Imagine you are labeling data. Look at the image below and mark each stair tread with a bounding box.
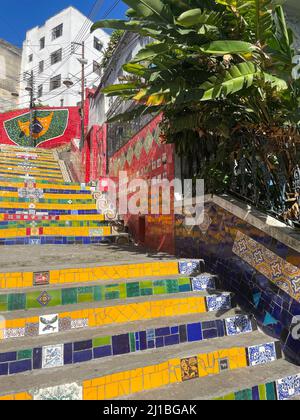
[119,358,299,401]
[0,308,245,351]
[0,330,276,396]
[1,289,230,320]
[0,244,179,273]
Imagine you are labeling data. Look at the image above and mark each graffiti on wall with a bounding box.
[3,109,69,148]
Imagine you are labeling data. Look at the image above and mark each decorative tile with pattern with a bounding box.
[31,383,82,400]
[233,231,300,302]
[37,291,51,307]
[42,345,64,369]
[276,375,300,400]
[180,356,199,381]
[225,316,253,336]
[179,260,202,276]
[206,294,232,312]
[191,274,216,291]
[33,271,50,286]
[39,314,59,336]
[247,342,277,367]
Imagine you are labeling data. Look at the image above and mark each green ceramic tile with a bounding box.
[62,288,78,305]
[140,281,153,288]
[93,286,104,302]
[154,287,167,295]
[93,336,111,347]
[78,293,93,303]
[235,389,252,400]
[166,280,179,294]
[8,293,26,311]
[126,282,140,298]
[105,291,120,300]
[140,288,153,296]
[153,280,165,287]
[179,278,191,285]
[0,294,8,311]
[78,287,93,295]
[119,284,127,299]
[266,382,276,400]
[258,384,267,400]
[223,393,235,400]
[46,290,62,307]
[17,349,32,360]
[129,332,135,352]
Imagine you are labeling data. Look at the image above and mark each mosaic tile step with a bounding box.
[0,333,281,400]
[0,293,219,341]
[0,260,181,290]
[123,358,299,401]
[0,235,117,246]
[0,220,109,229]
[0,202,98,211]
[0,197,96,205]
[0,226,112,239]
[0,277,194,312]
[0,312,257,377]
[0,214,105,222]
[0,178,93,190]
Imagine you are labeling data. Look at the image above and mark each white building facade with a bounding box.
[20,6,110,108]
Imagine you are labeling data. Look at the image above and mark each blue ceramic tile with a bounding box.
[0,363,8,376]
[247,342,277,367]
[164,335,180,346]
[112,334,130,355]
[64,343,73,365]
[0,352,17,363]
[33,348,42,370]
[155,337,164,348]
[155,327,170,337]
[9,360,32,374]
[73,350,93,364]
[73,340,93,352]
[93,346,112,359]
[187,323,202,342]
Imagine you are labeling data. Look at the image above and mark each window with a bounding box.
[50,48,62,65]
[40,37,45,50]
[94,37,103,52]
[50,74,61,91]
[28,54,33,63]
[38,85,43,98]
[39,61,44,74]
[52,24,63,40]
[93,61,101,76]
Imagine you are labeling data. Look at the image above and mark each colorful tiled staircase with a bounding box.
[0,145,120,245]
[0,146,299,401]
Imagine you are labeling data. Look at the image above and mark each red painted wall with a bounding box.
[0,106,81,149]
[109,114,176,254]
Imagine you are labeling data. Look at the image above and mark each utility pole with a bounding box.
[26,70,35,147]
[80,41,85,150]
[64,42,88,150]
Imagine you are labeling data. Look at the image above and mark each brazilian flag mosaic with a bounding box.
[4,109,69,147]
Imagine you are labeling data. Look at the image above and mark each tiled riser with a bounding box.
[0,315,255,376]
[216,374,300,401]
[1,295,233,340]
[0,261,180,289]
[0,278,193,312]
[0,236,114,246]
[0,343,281,400]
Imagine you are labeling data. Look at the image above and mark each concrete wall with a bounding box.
[0,40,21,113]
[19,6,109,108]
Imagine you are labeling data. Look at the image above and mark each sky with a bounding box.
[0,0,128,48]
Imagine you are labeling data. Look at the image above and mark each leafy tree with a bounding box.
[92,0,300,225]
